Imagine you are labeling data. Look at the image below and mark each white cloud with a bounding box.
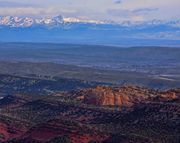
[0,1,39,8]
[0,0,179,22]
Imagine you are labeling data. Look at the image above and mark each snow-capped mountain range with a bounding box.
[0,15,180,28]
[0,15,179,46]
[0,15,106,27]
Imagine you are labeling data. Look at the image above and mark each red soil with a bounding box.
[21,119,108,143]
[0,121,26,142]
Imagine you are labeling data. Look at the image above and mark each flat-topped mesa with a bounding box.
[81,86,179,107]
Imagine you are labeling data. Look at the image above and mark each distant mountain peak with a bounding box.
[0,15,105,27]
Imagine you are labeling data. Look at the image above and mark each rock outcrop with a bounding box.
[80,86,179,107]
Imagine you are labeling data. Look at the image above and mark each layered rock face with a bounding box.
[81,86,179,107]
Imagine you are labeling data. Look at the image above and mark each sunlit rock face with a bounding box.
[82,86,179,107]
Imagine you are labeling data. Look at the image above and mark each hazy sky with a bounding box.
[0,0,179,22]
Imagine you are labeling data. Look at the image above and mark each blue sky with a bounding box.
[0,0,179,22]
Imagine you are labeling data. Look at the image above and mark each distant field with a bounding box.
[0,61,180,90]
[0,43,180,74]
[0,43,180,90]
